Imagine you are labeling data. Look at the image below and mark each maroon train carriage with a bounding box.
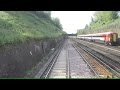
[77,32,118,46]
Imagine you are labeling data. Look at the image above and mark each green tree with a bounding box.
[52,17,63,30]
[85,24,89,29]
[43,11,51,18]
[111,11,119,19]
[87,11,118,30]
[94,11,118,25]
[78,11,120,35]
[31,11,51,19]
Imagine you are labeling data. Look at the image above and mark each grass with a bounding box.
[0,11,64,45]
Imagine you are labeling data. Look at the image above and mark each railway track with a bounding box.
[36,39,99,78]
[35,39,64,78]
[73,39,120,78]
[49,39,72,78]
[86,39,120,51]
[49,39,97,78]
[79,39,120,57]
[35,38,116,78]
[73,42,113,78]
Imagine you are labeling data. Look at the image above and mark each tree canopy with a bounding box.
[52,17,63,30]
[89,11,119,29]
[77,11,119,35]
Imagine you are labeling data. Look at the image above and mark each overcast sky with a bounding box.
[51,11,95,34]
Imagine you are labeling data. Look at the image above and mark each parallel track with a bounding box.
[72,42,113,78]
[78,39,120,57]
[73,39,120,78]
[72,44,99,77]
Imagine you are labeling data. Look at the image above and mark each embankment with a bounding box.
[0,37,65,78]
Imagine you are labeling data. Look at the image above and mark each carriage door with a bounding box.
[113,33,116,42]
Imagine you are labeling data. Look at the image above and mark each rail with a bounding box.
[35,39,64,78]
[73,39,120,78]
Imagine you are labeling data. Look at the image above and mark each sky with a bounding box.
[51,11,95,34]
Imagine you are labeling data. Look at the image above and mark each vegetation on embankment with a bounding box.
[77,11,120,37]
[0,11,66,45]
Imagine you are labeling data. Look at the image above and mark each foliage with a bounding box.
[0,11,65,45]
[30,11,51,20]
[52,17,63,30]
[89,11,119,30]
[77,11,120,37]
